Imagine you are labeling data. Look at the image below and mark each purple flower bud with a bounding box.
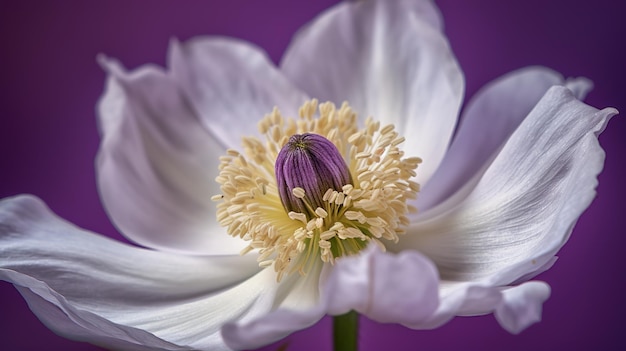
[275,133,352,215]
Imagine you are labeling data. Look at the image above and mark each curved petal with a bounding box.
[0,195,313,351]
[376,0,445,31]
[11,278,188,351]
[409,281,501,329]
[221,261,326,350]
[280,0,464,185]
[326,246,440,325]
[565,76,594,100]
[96,56,246,255]
[495,281,551,334]
[417,66,593,211]
[397,86,617,286]
[169,37,309,147]
[405,280,549,333]
[222,246,440,350]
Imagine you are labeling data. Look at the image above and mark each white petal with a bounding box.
[394,86,615,333]
[169,37,309,146]
[96,57,245,255]
[495,281,551,334]
[565,76,593,100]
[406,280,549,333]
[0,195,306,351]
[327,246,440,325]
[396,87,617,292]
[13,282,187,351]
[280,0,464,185]
[223,246,440,349]
[382,0,445,31]
[418,66,592,211]
[222,261,326,350]
[511,256,558,285]
[398,86,616,287]
[409,281,501,329]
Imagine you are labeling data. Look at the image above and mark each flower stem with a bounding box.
[333,311,359,351]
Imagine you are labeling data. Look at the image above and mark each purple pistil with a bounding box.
[275,133,353,215]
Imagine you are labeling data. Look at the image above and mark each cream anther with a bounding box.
[213,100,420,281]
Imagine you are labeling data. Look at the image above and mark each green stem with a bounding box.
[333,311,359,351]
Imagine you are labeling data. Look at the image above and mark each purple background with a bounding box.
[1,1,625,350]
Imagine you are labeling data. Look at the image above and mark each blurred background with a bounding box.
[1,1,624,350]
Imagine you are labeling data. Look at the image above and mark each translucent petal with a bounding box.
[281,0,464,185]
[97,57,245,255]
[418,67,592,211]
[169,37,309,147]
[0,195,311,350]
[399,87,616,286]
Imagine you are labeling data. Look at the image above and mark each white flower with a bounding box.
[0,0,617,350]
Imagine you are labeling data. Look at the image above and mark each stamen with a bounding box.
[213,100,421,281]
[292,187,306,199]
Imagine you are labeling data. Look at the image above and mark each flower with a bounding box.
[0,0,617,350]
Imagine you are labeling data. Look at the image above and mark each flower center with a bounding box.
[212,100,421,281]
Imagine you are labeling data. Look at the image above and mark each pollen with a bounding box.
[213,100,421,281]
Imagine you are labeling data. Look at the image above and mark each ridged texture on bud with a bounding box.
[275,133,352,215]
